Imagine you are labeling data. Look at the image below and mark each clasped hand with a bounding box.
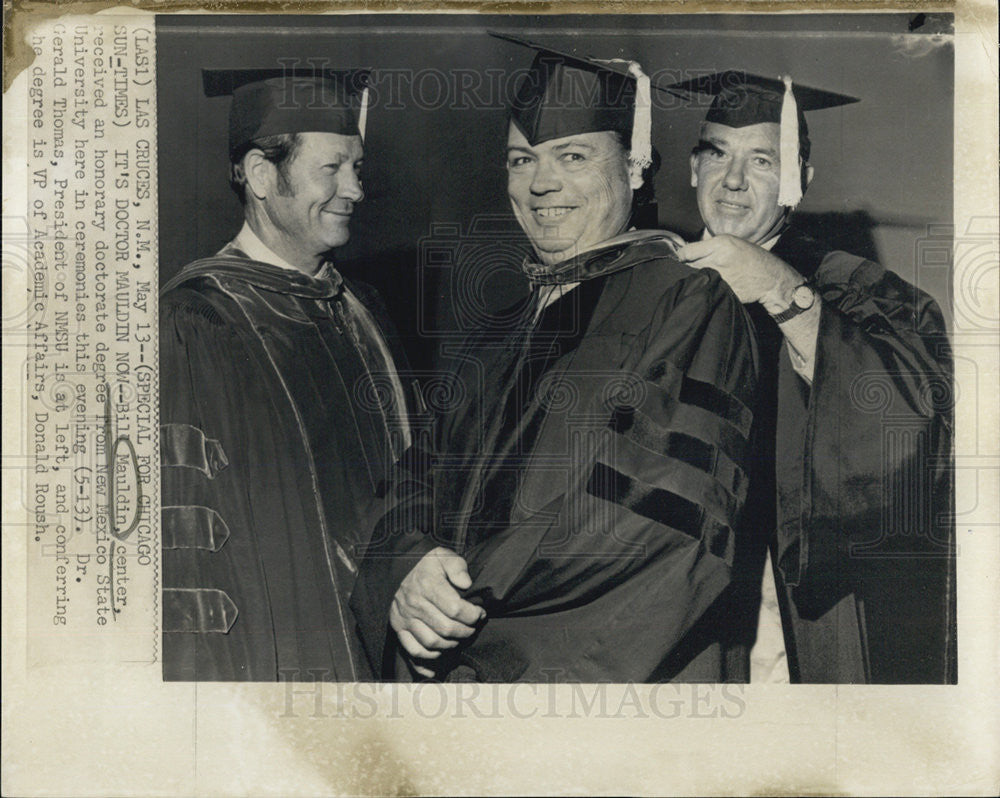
[389,546,485,678]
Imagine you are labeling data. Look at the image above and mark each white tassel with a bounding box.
[595,58,652,173]
[626,61,652,173]
[777,75,802,208]
[358,86,369,141]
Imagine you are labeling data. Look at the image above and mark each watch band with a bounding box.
[769,282,815,324]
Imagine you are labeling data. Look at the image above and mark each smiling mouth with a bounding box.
[533,207,576,220]
[323,209,353,218]
[715,199,749,212]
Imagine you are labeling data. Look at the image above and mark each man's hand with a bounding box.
[390,546,485,677]
[676,234,801,313]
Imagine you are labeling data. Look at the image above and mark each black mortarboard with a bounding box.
[491,32,679,171]
[202,68,371,160]
[669,70,859,206]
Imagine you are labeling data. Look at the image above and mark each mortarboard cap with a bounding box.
[202,67,372,160]
[669,70,858,206]
[491,32,680,173]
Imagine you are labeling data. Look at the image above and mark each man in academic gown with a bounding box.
[160,68,410,681]
[351,36,760,682]
[670,72,955,684]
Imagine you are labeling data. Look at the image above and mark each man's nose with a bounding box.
[338,168,365,203]
[722,158,748,191]
[530,158,562,195]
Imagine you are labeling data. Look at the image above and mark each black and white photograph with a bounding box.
[3,4,998,796]
[157,13,956,686]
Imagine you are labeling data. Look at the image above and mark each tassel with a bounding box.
[626,61,653,173]
[595,58,652,173]
[358,86,369,141]
[777,75,802,208]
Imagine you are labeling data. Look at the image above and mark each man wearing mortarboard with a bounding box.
[159,68,411,681]
[670,71,954,684]
[351,36,761,682]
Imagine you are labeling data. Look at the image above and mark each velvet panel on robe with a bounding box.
[160,254,408,681]
[769,228,955,684]
[352,235,760,682]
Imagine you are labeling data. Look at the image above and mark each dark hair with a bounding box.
[612,129,660,227]
[691,121,811,165]
[229,133,301,205]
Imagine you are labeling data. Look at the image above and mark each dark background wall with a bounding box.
[156,13,954,369]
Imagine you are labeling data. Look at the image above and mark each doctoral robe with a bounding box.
[352,232,760,682]
[759,226,955,683]
[160,248,409,681]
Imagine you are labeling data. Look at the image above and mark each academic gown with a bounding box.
[159,247,410,681]
[761,226,956,684]
[351,232,760,682]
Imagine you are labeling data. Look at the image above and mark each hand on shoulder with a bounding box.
[676,234,802,308]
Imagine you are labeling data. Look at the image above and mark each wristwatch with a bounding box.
[769,282,816,324]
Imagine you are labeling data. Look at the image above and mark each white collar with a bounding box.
[233,222,309,273]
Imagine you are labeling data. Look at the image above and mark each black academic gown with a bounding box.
[762,227,955,684]
[352,232,760,682]
[160,247,410,681]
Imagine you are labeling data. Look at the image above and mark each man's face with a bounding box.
[690,121,788,245]
[260,131,364,266]
[506,123,636,267]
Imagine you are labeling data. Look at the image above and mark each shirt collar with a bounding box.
[523,229,682,286]
[232,222,306,272]
[209,222,343,299]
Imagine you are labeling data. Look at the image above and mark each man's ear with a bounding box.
[689,152,699,188]
[242,150,273,202]
[627,160,645,191]
[802,163,815,195]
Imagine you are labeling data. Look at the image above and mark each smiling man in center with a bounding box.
[353,35,761,682]
[506,122,640,265]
